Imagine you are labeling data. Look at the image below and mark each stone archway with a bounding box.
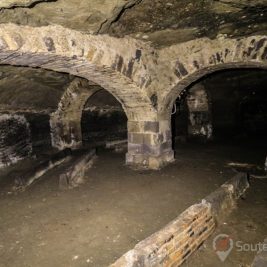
[149,35,267,165]
[0,23,157,121]
[0,23,169,169]
[156,35,267,118]
[50,78,102,149]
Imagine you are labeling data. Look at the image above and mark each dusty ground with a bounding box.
[0,141,266,267]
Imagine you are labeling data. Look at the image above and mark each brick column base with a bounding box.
[126,120,175,170]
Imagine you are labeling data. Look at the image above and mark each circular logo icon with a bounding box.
[213,234,233,262]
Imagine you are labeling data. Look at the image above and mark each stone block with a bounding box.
[144,121,159,133]
[127,143,144,154]
[126,150,174,170]
[143,133,166,147]
[128,133,144,144]
[159,120,171,132]
[143,144,161,156]
[142,142,172,156]
[128,121,143,133]
[143,133,157,146]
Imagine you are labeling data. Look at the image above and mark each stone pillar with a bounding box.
[50,112,82,150]
[49,78,100,150]
[187,84,213,141]
[126,120,174,170]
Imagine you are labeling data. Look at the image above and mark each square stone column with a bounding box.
[50,114,82,150]
[126,120,174,170]
[187,84,213,141]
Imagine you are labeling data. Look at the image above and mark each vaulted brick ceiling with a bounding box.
[0,0,266,113]
[0,66,73,113]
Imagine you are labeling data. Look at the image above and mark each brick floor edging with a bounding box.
[110,173,249,267]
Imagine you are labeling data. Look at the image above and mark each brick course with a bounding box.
[110,173,249,267]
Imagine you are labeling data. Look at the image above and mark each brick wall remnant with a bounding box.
[110,173,249,267]
[14,148,72,191]
[111,203,215,267]
[0,114,32,168]
[50,78,101,150]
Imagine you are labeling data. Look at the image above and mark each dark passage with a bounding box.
[81,90,127,147]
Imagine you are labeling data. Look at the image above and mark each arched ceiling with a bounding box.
[0,66,120,114]
[0,65,74,113]
[0,0,266,117]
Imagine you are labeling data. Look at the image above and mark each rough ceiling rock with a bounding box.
[108,0,267,47]
[0,66,73,113]
[0,0,142,34]
[0,0,48,9]
[0,0,266,47]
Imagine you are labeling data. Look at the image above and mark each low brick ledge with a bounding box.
[110,173,249,267]
[13,148,72,191]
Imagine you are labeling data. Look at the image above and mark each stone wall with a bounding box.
[25,113,52,152]
[0,114,32,167]
[126,120,174,169]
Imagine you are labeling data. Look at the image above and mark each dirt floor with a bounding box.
[0,141,266,267]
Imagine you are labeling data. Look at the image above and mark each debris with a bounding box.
[59,149,97,190]
[227,162,263,173]
[106,139,127,153]
[13,148,72,191]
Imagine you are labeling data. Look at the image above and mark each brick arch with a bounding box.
[157,35,267,118]
[0,23,157,121]
[50,78,104,149]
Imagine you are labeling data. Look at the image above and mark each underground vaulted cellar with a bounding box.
[0,1,267,267]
